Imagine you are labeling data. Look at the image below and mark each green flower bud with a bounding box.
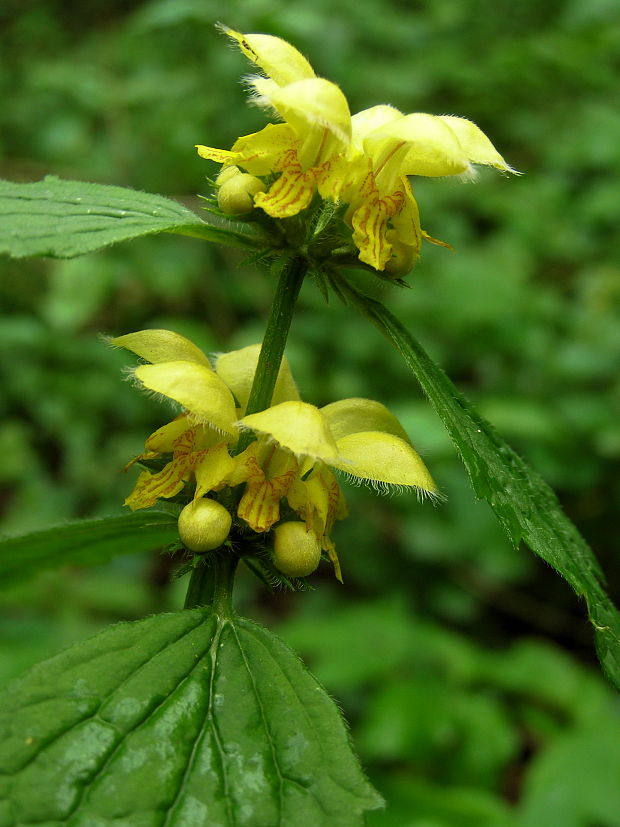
[215,165,241,186]
[272,521,322,577]
[384,229,418,278]
[218,173,266,214]
[178,498,232,552]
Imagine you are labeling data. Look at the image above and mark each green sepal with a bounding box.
[241,550,312,592]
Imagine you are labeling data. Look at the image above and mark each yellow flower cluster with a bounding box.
[114,329,436,579]
[197,26,516,275]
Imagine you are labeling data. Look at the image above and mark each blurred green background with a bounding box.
[1,1,619,824]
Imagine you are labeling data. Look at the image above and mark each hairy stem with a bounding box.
[184,253,307,609]
[236,253,308,451]
[184,552,238,615]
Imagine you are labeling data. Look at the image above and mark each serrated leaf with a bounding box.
[0,177,260,258]
[0,609,382,825]
[0,510,179,587]
[342,279,620,690]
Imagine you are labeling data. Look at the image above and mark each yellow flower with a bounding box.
[113,329,437,579]
[197,26,351,219]
[196,27,517,275]
[342,105,518,270]
[113,328,298,510]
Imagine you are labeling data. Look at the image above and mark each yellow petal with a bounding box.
[248,76,280,108]
[215,344,299,414]
[134,361,237,437]
[237,455,297,532]
[111,329,211,366]
[232,124,298,175]
[350,186,404,271]
[438,116,519,173]
[144,415,191,453]
[331,431,437,494]
[124,459,189,511]
[316,153,354,202]
[239,401,340,462]
[195,145,238,165]
[267,79,351,149]
[422,230,452,249]
[288,464,345,535]
[222,441,259,487]
[322,536,343,583]
[173,426,226,462]
[351,104,403,149]
[197,124,297,176]
[367,113,469,177]
[287,474,328,537]
[221,26,316,86]
[390,177,422,249]
[254,150,318,217]
[321,398,411,442]
[237,480,283,533]
[194,442,237,500]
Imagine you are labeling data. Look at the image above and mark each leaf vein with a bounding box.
[64,618,216,822]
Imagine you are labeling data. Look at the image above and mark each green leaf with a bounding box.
[0,608,382,825]
[366,776,515,827]
[517,721,620,827]
[0,176,260,258]
[0,510,179,587]
[341,278,620,690]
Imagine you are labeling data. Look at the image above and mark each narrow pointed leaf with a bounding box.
[0,510,179,587]
[0,609,382,825]
[0,177,260,258]
[342,278,620,689]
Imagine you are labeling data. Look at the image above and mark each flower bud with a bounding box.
[218,173,266,214]
[384,229,418,278]
[178,498,232,552]
[272,521,322,577]
[215,165,242,186]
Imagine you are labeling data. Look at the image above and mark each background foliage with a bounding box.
[1,0,619,824]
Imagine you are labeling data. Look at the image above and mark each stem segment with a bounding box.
[184,552,238,615]
[184,253,307,610]
[236,253,308,451]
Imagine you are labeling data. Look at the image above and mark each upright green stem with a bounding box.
[184,253,307,611]
[184,552,238,614]
[236,253,308,451]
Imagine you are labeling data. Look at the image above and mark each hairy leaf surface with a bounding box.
[342,279,620,689]
[0,177,259,258]
[0,511,179,587]
[0,608,382,825]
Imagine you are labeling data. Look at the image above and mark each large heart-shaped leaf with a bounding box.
[0,608,382,825]
[0,177,260,258]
